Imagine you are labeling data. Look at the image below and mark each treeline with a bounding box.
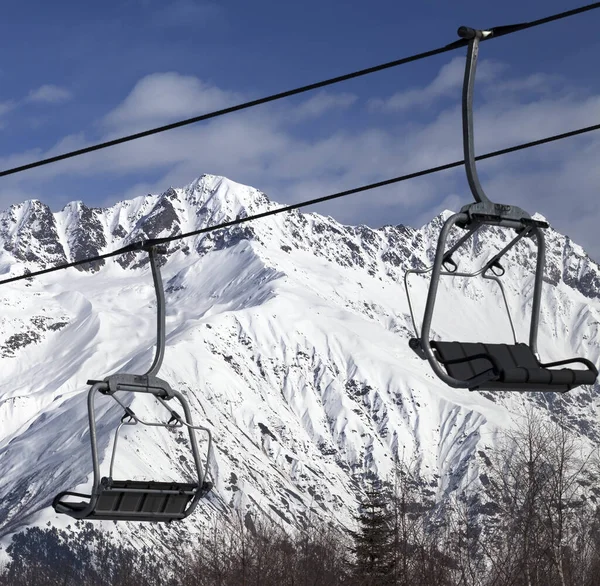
[0,524,166,586]
[0,520,347,586]
[352,408,600,586]
[1,409,600,585]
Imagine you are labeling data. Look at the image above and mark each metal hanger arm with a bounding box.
[144,247,166,377]
[460,28,491,205]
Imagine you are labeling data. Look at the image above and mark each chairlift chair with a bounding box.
[53,243,213,522]
[404,27,598,392]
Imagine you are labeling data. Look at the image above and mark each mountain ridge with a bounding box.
[0,173,598,556]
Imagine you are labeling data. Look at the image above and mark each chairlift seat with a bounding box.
[53,246,213,523]
[53,478,213,522]
[431,341,598,391]
[403,30,599,393]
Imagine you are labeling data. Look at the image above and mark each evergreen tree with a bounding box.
[351,482,394,585]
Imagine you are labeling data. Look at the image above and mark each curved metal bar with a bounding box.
[417,212,497,388]
[482,274,517,344]
[403,268,426,339]
[170,389,213,514]
[156,395,213,489]
[84,382,106,517]
[441,223,481,267]
[480,227,533,276]
[109,391,212,492]
[53,490,91,510]
[462,31,490,205]
[540,356,598,373]
[403,223,482,338]
[405,264,488,339]
[109,419,137,479]
[144,247,166,378]
[477,226,534,346]
[54,382,106,518]
[109,393,180,427]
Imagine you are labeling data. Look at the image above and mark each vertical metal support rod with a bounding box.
[144,247,166,377]
[81,383,104,517]
[88,385,101,490]
[416,212,507,388]
[529,227,545,354]
[462,32,491,205]
[172,390,206,485]
[417,212,494,388]
[420,213,468,346]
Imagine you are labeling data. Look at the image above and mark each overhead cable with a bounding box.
[0,2,598,179]
[1,120,598,287]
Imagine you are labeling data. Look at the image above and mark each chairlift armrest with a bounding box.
[539,356,598,374]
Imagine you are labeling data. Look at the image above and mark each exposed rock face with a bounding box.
[0,200,67,266]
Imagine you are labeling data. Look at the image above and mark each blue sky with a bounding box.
[1,0,600,257]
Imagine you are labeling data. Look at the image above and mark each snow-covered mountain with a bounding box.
[0,174,598,552]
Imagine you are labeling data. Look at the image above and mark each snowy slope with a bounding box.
[0,174,598,551]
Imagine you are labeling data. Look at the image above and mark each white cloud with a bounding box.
[369,57,505,113]
[0,101,14,116]
[103,72,241,131]
[2,60,600,260]
[483,72,564,101]
[291,92,357,121]
[26,85,72,104]
[0,101,16,129]
[0,86,71,131]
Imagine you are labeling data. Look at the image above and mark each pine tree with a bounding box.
[351,483,394,585]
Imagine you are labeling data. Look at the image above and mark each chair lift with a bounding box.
[404,27,599,392]
[53,242,213,522]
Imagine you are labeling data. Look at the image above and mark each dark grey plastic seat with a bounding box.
[54,479,212,522]
[431,341,598,392]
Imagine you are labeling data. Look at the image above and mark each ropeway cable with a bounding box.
[0,2,598,180]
